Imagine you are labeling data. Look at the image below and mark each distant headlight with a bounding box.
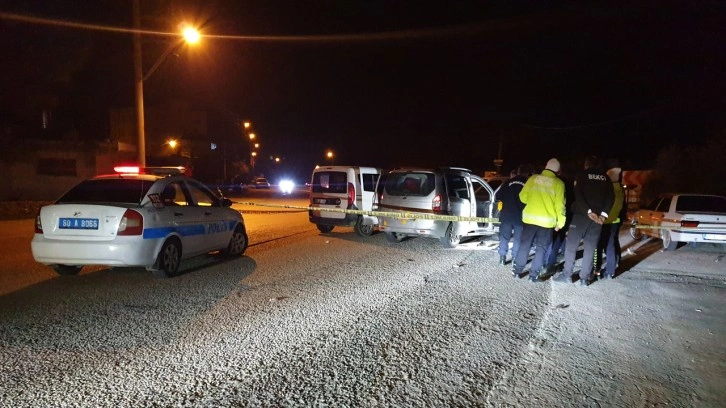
[279,180,294,194]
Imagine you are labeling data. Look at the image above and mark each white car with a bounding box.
[31,167,248,278]
[629,193,726,250]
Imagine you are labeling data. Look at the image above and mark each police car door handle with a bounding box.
[174,212,184,217]
[204,211,213,216]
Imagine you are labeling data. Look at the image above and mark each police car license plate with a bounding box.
[59,218,99,230]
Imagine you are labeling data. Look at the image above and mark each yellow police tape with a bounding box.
[233,201,721,232]
[233,201,499,223]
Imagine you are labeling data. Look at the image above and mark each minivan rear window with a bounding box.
[312,171,348,194]
[384,172,435,196]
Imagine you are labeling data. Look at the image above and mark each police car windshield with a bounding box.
[56,179,155,205]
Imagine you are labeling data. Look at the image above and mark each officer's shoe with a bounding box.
[552,273,570,284]
[512,268,522,279]
[579,276,594,287]
[528,274,541,283]
[499,255,507,266]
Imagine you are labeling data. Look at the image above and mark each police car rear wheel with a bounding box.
[225,225,249,256]
[52,265,82,276]
[355,217,374,237]
[317,224,334,233]
[154,238,181,278]
[441,223,461,248]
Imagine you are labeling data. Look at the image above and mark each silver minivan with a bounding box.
[376,167,499,248]
[308,166,385,236]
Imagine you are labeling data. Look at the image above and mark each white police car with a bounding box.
[31,166,248,278]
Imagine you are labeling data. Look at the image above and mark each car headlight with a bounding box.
[279,180,294,194]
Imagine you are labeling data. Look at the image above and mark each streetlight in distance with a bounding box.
[326,150,334,164]
[133,0,200,167]
[251,151,257,170]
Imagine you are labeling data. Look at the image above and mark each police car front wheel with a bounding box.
[223,225,249,256]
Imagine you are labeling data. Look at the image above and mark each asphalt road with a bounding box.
[1,191,724,406]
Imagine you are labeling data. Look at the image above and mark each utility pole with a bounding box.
[133,0,146,167]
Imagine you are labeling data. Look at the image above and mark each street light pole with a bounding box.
[132,0,199,168]
[133,0,146,167]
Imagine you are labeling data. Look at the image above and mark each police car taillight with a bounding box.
[35,210,43,233]
[118,209,143,236]
[432,194,442,213]
[347,182,355,207]
[681,220,700,228]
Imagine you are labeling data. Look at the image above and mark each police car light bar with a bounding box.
[114,165,141,174]
[112,165,186,176]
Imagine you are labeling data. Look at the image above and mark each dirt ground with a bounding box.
[0,201,51,220]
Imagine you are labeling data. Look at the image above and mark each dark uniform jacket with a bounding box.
[572,167,615,218]
[498,175,528,223]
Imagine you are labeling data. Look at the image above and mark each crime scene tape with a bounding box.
[233,201,724,232]
[233,201,500,223]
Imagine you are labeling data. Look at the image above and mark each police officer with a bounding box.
[497,164,533,266]
[597,159,626,279]
[555,156,614,286]
[512,159,567,282]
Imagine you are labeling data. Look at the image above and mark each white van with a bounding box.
[308,166,385,236]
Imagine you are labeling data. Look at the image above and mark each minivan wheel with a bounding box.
[441,223,461,248]
[385,232,405,243]
[355,217,374,237]
[317,224,334,233]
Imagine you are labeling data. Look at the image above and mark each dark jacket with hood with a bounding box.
[498,175,528,223]
[572,166,615,219]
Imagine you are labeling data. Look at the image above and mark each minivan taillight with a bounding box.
[118,209,144,236]
[35,210,43,233]
[681,220,700,228]
[347,182,355,207]
[432,194,442,213]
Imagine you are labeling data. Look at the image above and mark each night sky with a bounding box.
[2,0,725,181]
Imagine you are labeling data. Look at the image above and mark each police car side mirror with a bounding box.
[221,198,233,207]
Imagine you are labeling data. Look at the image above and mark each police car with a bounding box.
[31,166,248,278]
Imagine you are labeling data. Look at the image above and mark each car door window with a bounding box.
[445,174,469,199]
[645,197,662,211]
[656,196,672,212]
[186,180,218,207]
[162,182,190,206]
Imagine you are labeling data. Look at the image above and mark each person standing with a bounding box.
[597,160,626,279]
[554,156,614,286]
[512,159,567,282]
[543,174,574,275]
[497,164,533,266]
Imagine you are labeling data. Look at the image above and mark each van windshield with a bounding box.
[312,171,348,194]
[384,172,435,196]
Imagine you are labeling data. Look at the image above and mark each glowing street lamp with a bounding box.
[249,133,256,141]
[251,151,257,169]
[133,0,200,167]
[167,139,178,149]
[326,150,334,161]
